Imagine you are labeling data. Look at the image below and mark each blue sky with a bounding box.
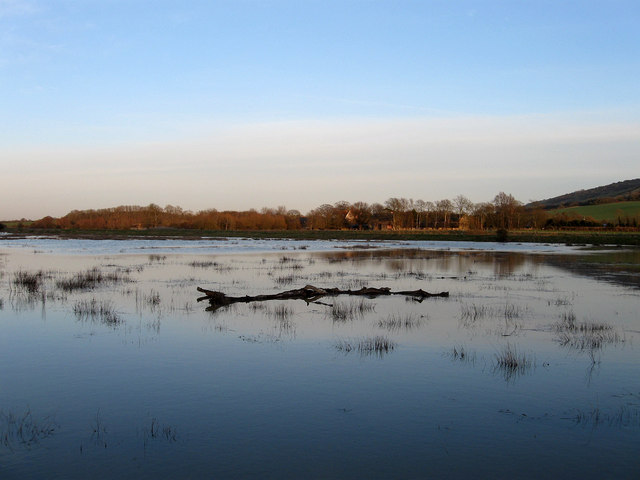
[1,0,639,219]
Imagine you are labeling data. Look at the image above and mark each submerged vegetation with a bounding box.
[12,270,46,294]
[569,404,640,428]
[330,299,376,322]
[377,312,423,331]
[448,345,476,363]
[335,336,397,356]
[0,408,57,449]
[554,312,623,360]
[73,298,121,326]
[57,267,131,292]
[494,343,534,381]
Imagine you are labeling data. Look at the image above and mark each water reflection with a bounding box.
[0,245,638,479]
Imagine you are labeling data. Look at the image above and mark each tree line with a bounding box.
[27,193,634,232]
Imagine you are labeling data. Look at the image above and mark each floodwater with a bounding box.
[0,237,638,479]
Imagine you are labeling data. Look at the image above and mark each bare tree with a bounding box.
[350,201,372,229]
[385,197,410,229]
[453,195,474,217]
[414,199,428,229]
[471,202,494,230]
[493,192,521,229]
[435,199,453,228]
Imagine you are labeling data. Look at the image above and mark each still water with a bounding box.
[0,238,638,479]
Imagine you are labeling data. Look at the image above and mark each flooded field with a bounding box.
[1,238,639,479]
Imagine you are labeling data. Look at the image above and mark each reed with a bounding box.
[377,312,422,332]
[449,345,476,363]
[73,298,121,326]
[554,313,622,355]
[330,299,374,322]
[0,408,57,449]
[12,270,44,293]
[494,343,533,381]
[335,336,397,356]
[267,303,293,320]
[56,267,130,292]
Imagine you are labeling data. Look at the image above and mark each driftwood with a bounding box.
[197,284,448,311]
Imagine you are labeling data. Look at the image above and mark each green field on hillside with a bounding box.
[549,201,640,222]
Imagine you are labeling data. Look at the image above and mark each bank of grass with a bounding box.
[5,227,640,245]
[549,201,640,223]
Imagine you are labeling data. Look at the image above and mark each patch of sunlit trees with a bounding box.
[29,192,627,232]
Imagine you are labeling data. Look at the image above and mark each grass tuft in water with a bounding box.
[57,267,130,292]
[146,418,177,443]
[273,273,302,286]
[267,304,293,320]
[569,405,640,428]
[330,299,374,322]
[448,345,476,363]
[460,303,490,323]
[494,343,533,380]
[377,312,422,332]
[12,270,45,294]
[554,312,623,358]
[188,261,233,272]
[0,408,57,449]
[73,298,121,326]
[335,336,396,356]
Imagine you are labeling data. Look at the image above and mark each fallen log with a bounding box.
[197,284,448,310]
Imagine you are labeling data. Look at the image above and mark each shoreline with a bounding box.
[2,227,640,246]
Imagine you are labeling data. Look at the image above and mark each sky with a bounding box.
[1,0,639,220]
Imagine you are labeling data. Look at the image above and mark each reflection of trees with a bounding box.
[543,251,640,289]
[318,249,531,276]
[317,249,640,289]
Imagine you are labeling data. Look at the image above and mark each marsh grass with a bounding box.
[393,270,431,280]
[377,312,423,332]
[550,295,573,306]
[73,298,121,326]
[503,303,524,320]
[276,256,305,269]
[330,299,375,322]
[269,305,296,337]
[249,303,267,312]
[188,261,233,273]
[148,254,167,263]
[267,303,293,320]
[335,336,396,356]
[494,343,533,380]
[460,303,490,324]
[145,418,177,443]
[12,270,45,294]
[145,290,161,306]
[0,408,57,449]
[460,302,525,326]
[554,312,623,357]
[134,289,162,313]
[90,410,108,448]
[448,345,476,363]
[57,267,130,292]
[273,273,303,286]
[569,405,640,428]
[188,260,218,268]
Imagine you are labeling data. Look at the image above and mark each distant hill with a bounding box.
[548,201,640,223]
[529,178,640,209]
